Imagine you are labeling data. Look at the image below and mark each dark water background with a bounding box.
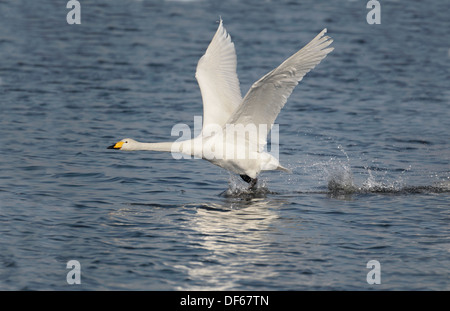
[0,0,449,290]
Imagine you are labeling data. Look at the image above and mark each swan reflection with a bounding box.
[176,196,288,290]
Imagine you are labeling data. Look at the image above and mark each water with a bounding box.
[0,0,449,290]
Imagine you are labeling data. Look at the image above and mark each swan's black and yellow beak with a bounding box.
[107,141,123,150]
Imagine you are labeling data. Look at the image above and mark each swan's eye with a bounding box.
[125,141,128,143]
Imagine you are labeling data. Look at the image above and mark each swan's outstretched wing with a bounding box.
[196,19,242,133]
[227,29,333,149]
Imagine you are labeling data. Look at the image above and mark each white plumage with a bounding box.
[108,19,333,187]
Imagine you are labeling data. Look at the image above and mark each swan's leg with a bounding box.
[240,174,252,183]
[249,178,258,189]
[240,175,258,189]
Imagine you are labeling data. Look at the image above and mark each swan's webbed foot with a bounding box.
[249,178,258,190]
[240,174,258,190]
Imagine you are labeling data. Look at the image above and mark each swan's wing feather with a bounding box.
[228,29,333,149]
[195,19,242,132]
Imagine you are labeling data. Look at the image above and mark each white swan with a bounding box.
[108,19,333,187]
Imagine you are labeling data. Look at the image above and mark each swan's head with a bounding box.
[107,138,138,151]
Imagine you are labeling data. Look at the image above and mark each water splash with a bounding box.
[219,174,274,199]
[327,162,450,197]
[288,144,450,197]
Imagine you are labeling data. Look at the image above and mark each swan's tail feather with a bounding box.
[276,165,292,173]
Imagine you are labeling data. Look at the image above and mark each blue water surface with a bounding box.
[0,0,449,290]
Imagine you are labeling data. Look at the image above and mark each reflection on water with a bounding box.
[177,198,286,290]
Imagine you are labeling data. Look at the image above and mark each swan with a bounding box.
[108,19,333,188]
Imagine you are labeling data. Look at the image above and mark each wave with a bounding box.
[326,178,450,196]
[220,165,450,199]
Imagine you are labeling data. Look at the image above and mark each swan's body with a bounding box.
[108,19,333,186]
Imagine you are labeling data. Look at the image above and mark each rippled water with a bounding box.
[1,0,449,290]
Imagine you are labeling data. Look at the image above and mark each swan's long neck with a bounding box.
[135,141,176,152]
[133,140,198,157]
